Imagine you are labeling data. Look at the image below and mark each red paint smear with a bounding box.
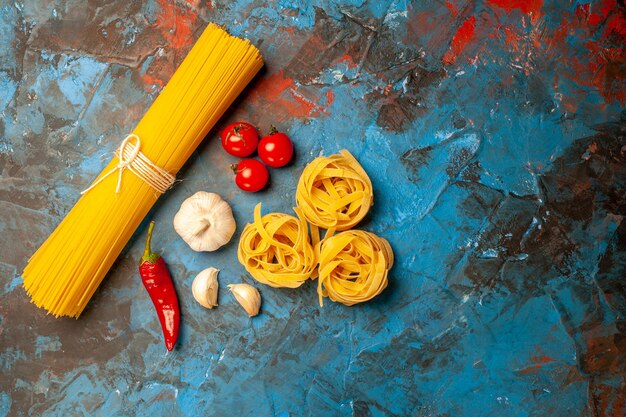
[500,73,515,87]
[325,90,334,107]
[547,15,581,61]
[443,16,477,65]
[516,0,625,106]
[155,0,197,51]
[576,3,590,19]
[561,96,578,114]
[518,355,555,375]
[575,3,603,25]
[604,12,626,38]
[532,355,554,365]
[249,70,329,120]
[503,25,523,52]
[588,13,603,26]
[259,70,294,102]
[590,381,626,417]
[337,53,358,69]
[406,11,440,45]
[582,329,626,374]
[487,0,543,17]
[600,0,619,18]
[141,73,164,93]
[568,41,626,104]
[290,90,317,115]
[283,25,298,36]
[445,1,459,17]
[571,1,626,39]
[551,19,569,48]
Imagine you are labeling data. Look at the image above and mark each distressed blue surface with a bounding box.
[1,0,625,416]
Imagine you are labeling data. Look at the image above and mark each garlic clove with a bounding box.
[192,267,220,309]
[228,283,261,317]
[173,192,236,252]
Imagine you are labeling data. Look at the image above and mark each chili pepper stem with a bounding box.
[141,221,160,264]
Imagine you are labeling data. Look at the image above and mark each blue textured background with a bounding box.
[1,0,625,416]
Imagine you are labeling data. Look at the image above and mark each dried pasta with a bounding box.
[238,204,317,288]
[22,24,263,318]
[239,150,393,306]
[295,150,373,239]
[317,230,393,306]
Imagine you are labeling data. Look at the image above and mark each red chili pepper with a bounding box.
[138,221,180,351]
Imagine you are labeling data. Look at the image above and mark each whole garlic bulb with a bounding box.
[192,267,219,309]
[228,284,261,317]
[173,192,236,252]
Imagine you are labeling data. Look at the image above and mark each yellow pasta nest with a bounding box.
[238,150,394,306]
[238,204,318,288]
[296,150,373,234]
[317,230,394,306]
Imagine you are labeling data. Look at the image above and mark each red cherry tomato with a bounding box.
[258,128,293,168]
[221,122,259,157]
[233,159,269,192]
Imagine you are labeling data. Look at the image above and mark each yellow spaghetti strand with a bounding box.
[22,24,263,318]
[238,204,317,288]
[295,150,373,238]
[317,230,393,306]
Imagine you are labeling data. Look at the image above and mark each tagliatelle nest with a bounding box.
[296,149,373,234]
[317,230,394,306]
[238,150,394,307]
[238,204,318,288]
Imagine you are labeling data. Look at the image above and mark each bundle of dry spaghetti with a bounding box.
[239,150,394,306]
[22,24,263,318]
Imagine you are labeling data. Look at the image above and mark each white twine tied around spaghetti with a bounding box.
[81,134,175,195]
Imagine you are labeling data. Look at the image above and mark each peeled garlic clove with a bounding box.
[192,267,219,309]
[228,283,261,317]
[173,192,236,252]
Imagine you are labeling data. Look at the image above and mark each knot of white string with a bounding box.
[81,134,175,195]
